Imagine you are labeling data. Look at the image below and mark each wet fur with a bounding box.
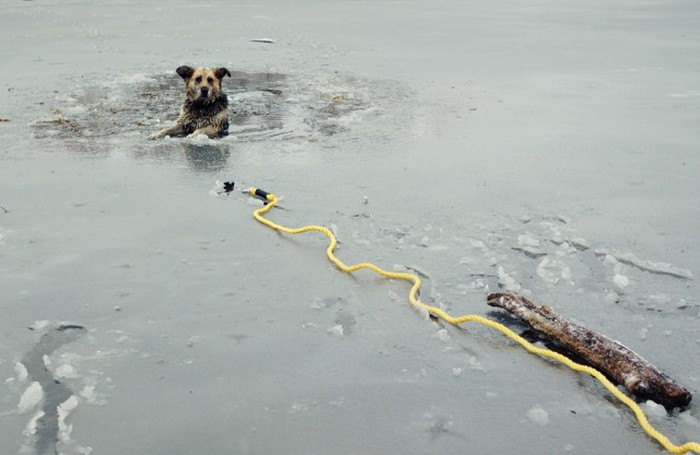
[149,66,232,140]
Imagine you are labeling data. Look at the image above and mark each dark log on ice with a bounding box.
[486,291,692,408]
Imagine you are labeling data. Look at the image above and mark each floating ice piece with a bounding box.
[639,326,649,340]
[641,400,666,418]
[18,382,43,414]
[31,320,52,331]
[513,245,547,259]
[603,290,620,304]
[594,248,693,280]
[414,302,430,320]
[14,361,28,381]
[434,329,451,343]
[250,38,276,44]
[469,239,486,250]
[404,264,430,279]
[517,232,540,248]
[467,355,484,371]
[536,257,572,285]
[327,324,344,337]
[568,237,590,251]
[55,363,78,379]
[79,385,107,405]
[496,266,520,291]
[58,395,79,443]
[526,404,550,426]
[613,273,630,290]
[24,410,45,436]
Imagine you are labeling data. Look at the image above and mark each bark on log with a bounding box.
[487,291,692,408]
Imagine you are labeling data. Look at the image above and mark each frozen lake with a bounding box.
[1,1,699,454]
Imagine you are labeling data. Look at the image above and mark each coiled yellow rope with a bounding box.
[249,188,700,454]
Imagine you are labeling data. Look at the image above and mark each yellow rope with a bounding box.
[249,188,700,454]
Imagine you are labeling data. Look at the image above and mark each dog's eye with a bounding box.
[195,76,202,83]
[207,77,214,84]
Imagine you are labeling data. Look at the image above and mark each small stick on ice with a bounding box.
[487,291,692,408]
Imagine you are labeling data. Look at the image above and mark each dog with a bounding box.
[149,65,232,140]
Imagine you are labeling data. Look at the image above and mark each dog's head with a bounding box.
[176,65,231,103]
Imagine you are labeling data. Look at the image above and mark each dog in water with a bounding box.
[149,65,232,140]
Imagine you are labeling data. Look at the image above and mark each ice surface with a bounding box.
[1,1,699,454]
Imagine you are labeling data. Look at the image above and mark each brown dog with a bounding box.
[149,65,232,140]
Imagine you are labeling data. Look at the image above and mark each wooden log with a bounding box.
[486,291,692,408]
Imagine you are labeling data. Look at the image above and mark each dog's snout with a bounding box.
[200,86,210,97]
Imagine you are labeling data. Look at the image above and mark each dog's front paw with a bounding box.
[148,132,163,140]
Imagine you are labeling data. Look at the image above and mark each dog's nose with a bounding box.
[200,87,209,97]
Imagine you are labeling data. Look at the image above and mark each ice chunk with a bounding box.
[526,404,550,426]
[14,361,28,381]
[536,257,572,285]
[497,266,520,291]
[568,237,590,251]
[467,356,485,371]
[413,303,430,321]
[435,329,451,343]
[55,363,78,379]
[469,239,486,249]
[613,273,630,289]
[79,385,107,405]
[517,232,541,248]
[603,290,619,304]
[641,400,666,418]
[18,381,43,414]
[515,246,547,259]
[595,248,693,280]
[327,324,344,337]
[24,410,45,436]
[58,395,79,443]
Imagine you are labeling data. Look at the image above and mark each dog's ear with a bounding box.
[215,67,232,80]
[176,65,195,80]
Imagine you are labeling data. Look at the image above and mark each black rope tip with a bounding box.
[222,181,235,193]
